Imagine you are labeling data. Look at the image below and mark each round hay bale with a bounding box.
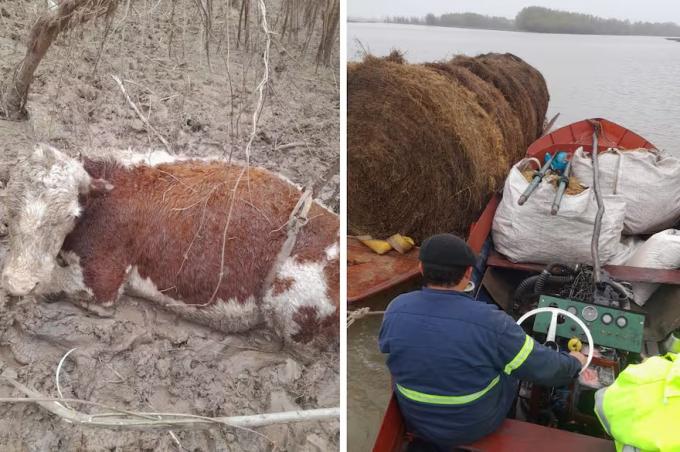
[424,62,524,161]
[476,53,549,139]
[348,56,510,242]
[452,53,549,150]
[348,53,550,242]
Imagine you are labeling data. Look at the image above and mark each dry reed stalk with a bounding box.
[210,0,272,305]
[111,74,172,152]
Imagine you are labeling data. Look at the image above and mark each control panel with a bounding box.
[533,296,645,353]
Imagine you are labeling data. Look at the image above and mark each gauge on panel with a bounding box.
[582,305,598,322]
[616,316,628,328]
[601,313,613,325]
[567,306,578,316]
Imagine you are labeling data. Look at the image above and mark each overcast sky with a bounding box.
[348,0,680,25]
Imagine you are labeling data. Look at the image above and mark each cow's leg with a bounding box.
[262,256,337,349]
[38,251,124,317]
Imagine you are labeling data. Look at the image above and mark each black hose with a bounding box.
[534,271,550,295]
[514,275,541,301]
[514,273,575,302]
[534,263,575,294]
[535,272,574,294]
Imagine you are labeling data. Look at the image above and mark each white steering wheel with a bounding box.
[517,307,594,374]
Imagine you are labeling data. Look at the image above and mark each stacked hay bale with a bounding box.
[348,52,549,242]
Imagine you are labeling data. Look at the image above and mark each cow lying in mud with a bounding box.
[1,145,339,350]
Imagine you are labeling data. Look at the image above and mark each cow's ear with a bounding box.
[88,178,114,196]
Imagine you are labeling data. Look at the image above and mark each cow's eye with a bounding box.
[56,254,68,268]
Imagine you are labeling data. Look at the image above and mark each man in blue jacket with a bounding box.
[379,234,586,451]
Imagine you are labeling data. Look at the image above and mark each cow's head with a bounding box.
[1,145,111,296]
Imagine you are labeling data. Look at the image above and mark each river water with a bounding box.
[347,22,680,451]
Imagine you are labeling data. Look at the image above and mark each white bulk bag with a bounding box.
[492,160,632,265]
[571,148,680,234]
[624,229,680,306]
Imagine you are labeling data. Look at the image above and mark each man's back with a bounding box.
[379,288,580,447]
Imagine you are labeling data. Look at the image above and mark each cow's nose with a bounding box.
[2,273,39,297]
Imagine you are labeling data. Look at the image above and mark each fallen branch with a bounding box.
[111,75,172,153]
[1,375,339,431]
[274,141,306,151]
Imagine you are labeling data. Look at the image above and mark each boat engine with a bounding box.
[511,264,646,434]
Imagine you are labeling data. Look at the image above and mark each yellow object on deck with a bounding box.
[357,234,416,255]
[359,238,393,255]
[387,234,415,254]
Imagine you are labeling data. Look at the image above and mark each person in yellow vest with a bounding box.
[594,352,680,452]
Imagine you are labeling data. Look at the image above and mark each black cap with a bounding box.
[419,234,477,270]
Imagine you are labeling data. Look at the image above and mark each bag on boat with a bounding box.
[492,160,634,266]
[624,229,680,306]
[571,147,680,235]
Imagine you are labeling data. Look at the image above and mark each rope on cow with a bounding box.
[347,308,385,328]
[261,188,314,298]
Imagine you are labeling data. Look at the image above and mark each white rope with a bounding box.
[55,347,78,410]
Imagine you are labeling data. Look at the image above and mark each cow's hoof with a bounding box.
[80,301,115,318]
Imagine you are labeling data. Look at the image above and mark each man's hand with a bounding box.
[569,351,587,367]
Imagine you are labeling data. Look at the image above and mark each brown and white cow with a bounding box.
[1,145,339,350]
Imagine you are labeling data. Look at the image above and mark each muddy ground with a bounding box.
[0,0,339,450]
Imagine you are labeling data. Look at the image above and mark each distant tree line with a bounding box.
[516,7,680,35]
[385,12,513,31]
[383,6,680,36]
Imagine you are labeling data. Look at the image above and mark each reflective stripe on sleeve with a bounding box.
[396,375,500,405]
[504,335,534,375]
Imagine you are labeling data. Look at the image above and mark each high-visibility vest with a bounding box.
[594,353,680,452]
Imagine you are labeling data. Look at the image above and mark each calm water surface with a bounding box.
[348,22,680,451]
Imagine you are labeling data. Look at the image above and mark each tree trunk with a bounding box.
[316,0,338,67]
[1,0,118,121]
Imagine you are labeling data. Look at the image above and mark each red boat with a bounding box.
[348,119,680,451]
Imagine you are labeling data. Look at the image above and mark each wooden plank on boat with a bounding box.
[487,250,680,285]
[461,419,615,452]
[348,237,420,304]
[372,396,406,452]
